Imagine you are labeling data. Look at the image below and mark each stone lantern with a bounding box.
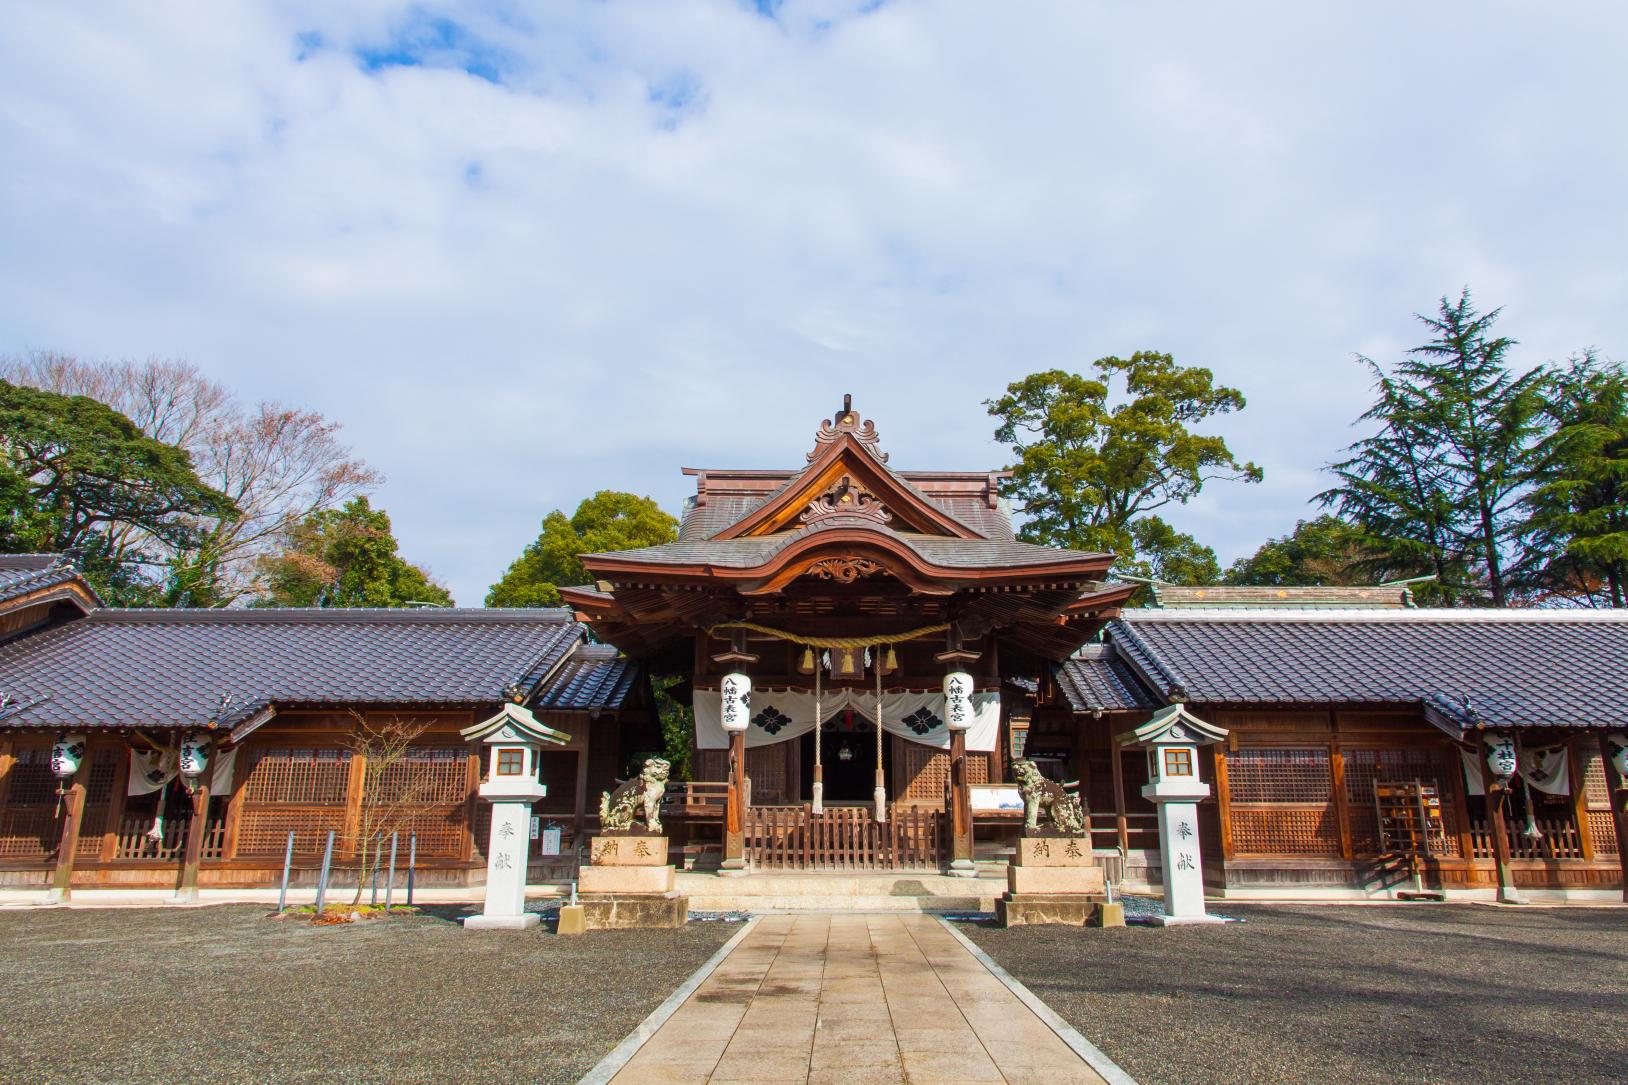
[1118,704,1229,925]
[460,703,569,930]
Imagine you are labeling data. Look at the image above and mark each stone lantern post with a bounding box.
[1118,704,1229,926]
[460,703,569,930]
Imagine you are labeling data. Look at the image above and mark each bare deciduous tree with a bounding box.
[341,712,444,910]
[0,350,381,602]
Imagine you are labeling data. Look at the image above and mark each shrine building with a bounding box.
[0,398,1624,903]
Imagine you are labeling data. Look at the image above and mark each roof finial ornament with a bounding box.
[808,393,888,463]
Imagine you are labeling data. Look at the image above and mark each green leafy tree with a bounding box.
[1224,515,1385,586]
[0,379,236,604]
[487,491,678,607]
[986,353,1261,570]
[256,496,452,607]
[1522,352,1628,606]
[1122,517,1221,585]
[1320,290,1549,606]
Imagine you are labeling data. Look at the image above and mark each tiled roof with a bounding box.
[533,643,641,712]
[677,476,1017,543]
[0,554,101,610]
[1056,645,1159,712]
[1148,583,1414,609]
[1109,608,1628,730]
[0,608,582,730]
[597,526,1105,572]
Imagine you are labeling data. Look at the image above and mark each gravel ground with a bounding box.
[965,904,1628,1085]
[0,904,736,1085]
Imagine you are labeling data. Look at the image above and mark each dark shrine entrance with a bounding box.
[798,711,893,803]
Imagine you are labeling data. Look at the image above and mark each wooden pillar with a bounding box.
[1600,733,1628,904]
[572,723,592,845]
[1476,740,1521,904]
[1568,737,1594,861]
[101,743,131,862]
[1330,734,1354,862]
[1214,740,1235,862]
[948,729,973,873]
[49,778,87,903]
[1110,736,1129,856]
[177,763,213,901]
[721,728,746,871]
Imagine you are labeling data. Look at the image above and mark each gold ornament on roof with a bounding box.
[801,475,892,527]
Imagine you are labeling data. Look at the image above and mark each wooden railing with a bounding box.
[0,807,59,862]
[667,782,729,820]
[1469,815,1587,860]
[1088,812,1160,853]
[745,804,944,870]
[112,813,228,862]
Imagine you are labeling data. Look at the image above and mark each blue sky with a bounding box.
[3,1,1626,604]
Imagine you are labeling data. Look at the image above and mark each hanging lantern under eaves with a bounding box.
[943,671,973,732]
[1484,731,1517,780]
[720,673,752,733]
[1606,732,1628,780]
[179,732,211,783]
[50,733,86,779]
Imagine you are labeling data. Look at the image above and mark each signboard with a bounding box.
[539,825,562,856]
[529,815,540,840]
[970,784,1023,813]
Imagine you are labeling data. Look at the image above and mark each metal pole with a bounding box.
[314,830,335,914]
[277,830,295,912]
[386,833,398,911]
[370,834,381,906]
[407,832,417,907]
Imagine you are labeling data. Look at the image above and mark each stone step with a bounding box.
[676,871,1003,914]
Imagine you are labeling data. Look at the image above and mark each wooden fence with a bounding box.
[744,804,944,870]
[1469,815,1588,860]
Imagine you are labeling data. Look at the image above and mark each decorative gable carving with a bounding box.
[808,410,887,463]
[805,557,886,583]
[800,475,892,528]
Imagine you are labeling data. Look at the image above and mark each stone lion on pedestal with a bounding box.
[1011,758,1087,835]
[599,757,670,833]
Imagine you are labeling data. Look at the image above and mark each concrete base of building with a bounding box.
[581,892,689,929]
[461,912,541,930]
[995,893,1106,927]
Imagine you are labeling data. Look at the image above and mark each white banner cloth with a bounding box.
[694,687,999,752]
[1460,744,1570,796]
[126,745,237,796]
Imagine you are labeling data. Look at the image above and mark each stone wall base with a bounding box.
[996,892,1108,928]
[580,892,689,930]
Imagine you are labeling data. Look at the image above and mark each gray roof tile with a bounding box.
[533,644,640,711]
[0,608,581,730]
[1109,608,1628,729]
[0,554,100,609]
[1056,645,1159,712]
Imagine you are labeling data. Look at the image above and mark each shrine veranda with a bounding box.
[0,399,1625,906]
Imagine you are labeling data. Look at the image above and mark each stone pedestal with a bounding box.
[997,835,1104,927]
[579,835,688,929]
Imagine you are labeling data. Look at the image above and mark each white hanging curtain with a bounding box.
[126,744,236,796]
[695,688,999,752]
[1459,742,1570,796]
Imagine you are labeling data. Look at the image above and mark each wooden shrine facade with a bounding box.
[0,566,654,895]
[563,398,1134,871]
[1045,609,1628,899]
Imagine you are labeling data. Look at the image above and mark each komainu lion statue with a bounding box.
[599,757,671,833]
[1011,758,1087,835]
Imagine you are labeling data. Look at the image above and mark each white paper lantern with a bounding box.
[50,733,86,778]
[179,733,211,782]
[1484,732,1517,780]
[720,673,752,733]
[1606,732,1628,780]
[943,671,973,732]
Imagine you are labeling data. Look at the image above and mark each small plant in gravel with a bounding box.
[276,904,419,924]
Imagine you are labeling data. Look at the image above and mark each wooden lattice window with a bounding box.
[76,747,120,849]
[379,747,470,804]
[1163,748,1194,778]
[496,749,525,777]
[1343,748,1462,858]
[1227,747,1341,857]
[242,748,352,804]
[899,745,988,803]
[747,745,788,804]
[1581,750,1619,858]
[0,745,59,861]
[3,746,57,805]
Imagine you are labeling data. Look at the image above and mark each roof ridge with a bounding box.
[86,607,576,625]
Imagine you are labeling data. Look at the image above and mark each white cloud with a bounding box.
[3,0,1626,603]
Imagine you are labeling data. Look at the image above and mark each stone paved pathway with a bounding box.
[604,913,1112,1085]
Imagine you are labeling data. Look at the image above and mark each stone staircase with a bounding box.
[677,869,1007,914]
